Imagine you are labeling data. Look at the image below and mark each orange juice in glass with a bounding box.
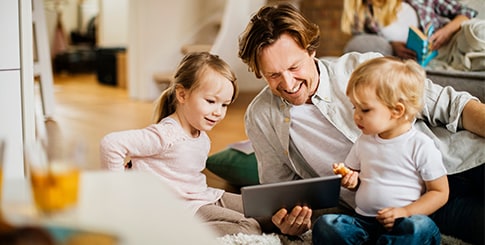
[30,162,80,214]
[25,140,82,215]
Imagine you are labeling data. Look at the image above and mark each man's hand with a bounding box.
[272,205,312,236]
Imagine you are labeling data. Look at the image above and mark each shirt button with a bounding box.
[284,117,290,123]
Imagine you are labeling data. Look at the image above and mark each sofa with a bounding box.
[424,0,484,102]
[426,68,484,102]
[342,0,485,102]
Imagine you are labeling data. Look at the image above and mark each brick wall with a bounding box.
[300,0,352,57]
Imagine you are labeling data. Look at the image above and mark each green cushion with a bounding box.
[206,148,259,187]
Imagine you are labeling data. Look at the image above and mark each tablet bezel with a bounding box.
[241,175,342,218]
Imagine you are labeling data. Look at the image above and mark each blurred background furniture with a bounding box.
[53,15,98,74]
[70,15,97,47]
[33,0,56,119]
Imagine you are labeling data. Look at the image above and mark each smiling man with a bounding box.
[238,3,485,244]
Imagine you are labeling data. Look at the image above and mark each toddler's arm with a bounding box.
[376,175,449,230]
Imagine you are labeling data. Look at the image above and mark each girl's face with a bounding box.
[349,86,397,139]
[258,33,319,105]
[177,68,234,137]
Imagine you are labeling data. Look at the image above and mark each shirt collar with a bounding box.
[312,58,332,103]
[278,58,332,106]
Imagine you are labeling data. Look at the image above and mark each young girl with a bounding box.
[312,57,449,244]
[100,52,261,236]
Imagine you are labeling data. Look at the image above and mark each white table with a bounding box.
[2,171,218,245]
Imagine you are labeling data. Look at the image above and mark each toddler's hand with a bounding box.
[376,207,408,231]
[333,163,350,176]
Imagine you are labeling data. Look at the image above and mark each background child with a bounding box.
[100,52,261,236]
[312,57,449,244]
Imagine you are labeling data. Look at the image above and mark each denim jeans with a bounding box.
[312,214,441,245]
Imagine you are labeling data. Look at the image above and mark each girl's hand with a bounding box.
[125,160,132,169]
[376,207,408,231]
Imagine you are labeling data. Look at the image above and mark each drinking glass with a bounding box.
[24,139,83,215]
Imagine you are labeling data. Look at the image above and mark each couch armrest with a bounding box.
[426,69,485,102]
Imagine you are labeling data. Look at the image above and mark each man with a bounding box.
[238,3,484,244]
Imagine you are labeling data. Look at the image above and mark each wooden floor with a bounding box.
[46,73,257,192]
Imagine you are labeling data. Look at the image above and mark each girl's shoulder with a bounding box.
[151,117,187,141]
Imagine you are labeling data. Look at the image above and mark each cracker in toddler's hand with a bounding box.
[333,163,350,177]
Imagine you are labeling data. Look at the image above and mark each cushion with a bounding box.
[343,34,393,56]
[206,148,259,187]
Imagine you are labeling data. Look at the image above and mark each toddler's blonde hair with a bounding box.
[346,56,426,121]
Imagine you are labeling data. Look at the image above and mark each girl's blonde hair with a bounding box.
[153,52,238,123]
[341,0,402,35]
[346,56,426,121]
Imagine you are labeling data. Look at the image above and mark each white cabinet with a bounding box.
[0,71,23,179]
[0,0,34,180]
[0,0,20,69]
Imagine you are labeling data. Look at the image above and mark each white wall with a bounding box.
[43,0,266,101]
[128,0,227,101]
[98,0,128,47]
[210,0,266,93]
[128,0,268,101]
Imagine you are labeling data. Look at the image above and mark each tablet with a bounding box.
[241,175,341,218]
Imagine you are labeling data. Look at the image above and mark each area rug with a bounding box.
[216,231,471,245]
[217,231,312,245]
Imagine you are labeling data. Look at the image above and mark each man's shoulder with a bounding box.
[320,52,382,64]
[247,86,276,109]
[246,86,283,121]
[319,52,382,74]
[317,52,383,85]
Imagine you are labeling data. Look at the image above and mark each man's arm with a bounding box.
[245,89,312,235]
[462,100,485,137]
[244,89,296,183]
